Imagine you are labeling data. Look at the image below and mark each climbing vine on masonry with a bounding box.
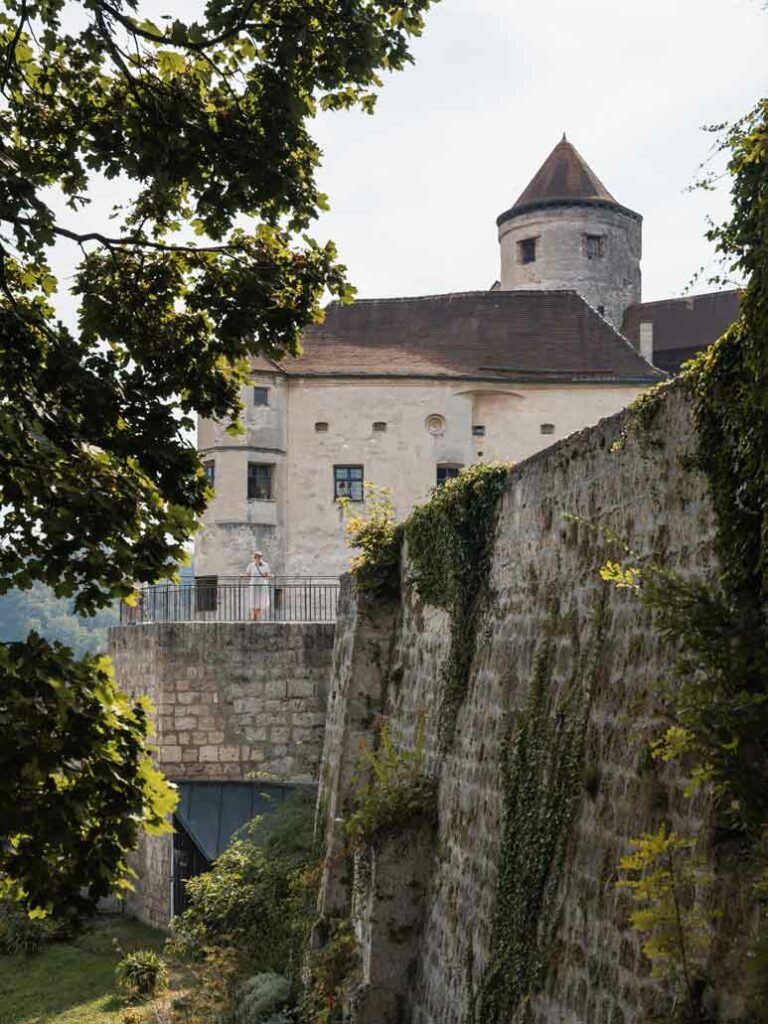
[474,593,609,1024]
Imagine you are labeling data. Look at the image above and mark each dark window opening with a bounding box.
[597,305,605,317]
[203,460,215,486]
[195,575,218,612]
[315,421,329,433]
[518,237,537,264]
[372,421,387,433]
[253,386,270,406]
[583,234,604,260]
[437,464,462,486]
[248,462,274,500]
[540,423,555,435]
[334,465,363,501]
[472,425,486,437]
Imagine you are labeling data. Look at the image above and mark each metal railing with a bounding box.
[119,576,340,625]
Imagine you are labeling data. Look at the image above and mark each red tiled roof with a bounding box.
[268,290,663,383]
[622,290,741,357]
[497,136,640,226]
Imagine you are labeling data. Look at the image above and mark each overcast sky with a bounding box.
[48,0,767,316]
[309,0,767,303]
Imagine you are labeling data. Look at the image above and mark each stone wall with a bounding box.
[317,385,756,1023]
[109,621,335,925]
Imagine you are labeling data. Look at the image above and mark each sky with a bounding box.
[48,0,768,314]
[308,0,767,303]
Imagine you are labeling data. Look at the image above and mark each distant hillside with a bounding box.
[0,567,194,658]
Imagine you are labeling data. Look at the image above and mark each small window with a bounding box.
[195,575,218,613]
[540,423,555,435]
[583,234,604,260]
[436,465,462,486]
[472,425,486,437]
[334,465,363,502]
[315,421,329,433]
[597,305,605,317]
[253,386,269,406]
[203,460,215,486]
[517,237,537,264]
[372,422,387,433]
[247,463,273,500]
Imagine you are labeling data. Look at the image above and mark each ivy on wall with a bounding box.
[474,593,609,1023]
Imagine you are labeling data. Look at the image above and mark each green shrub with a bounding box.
[168,789,318,978]
[233,971,292,1023]
[115,948,168,999]
[0,896,53,955]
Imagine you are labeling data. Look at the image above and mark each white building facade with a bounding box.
[195,138,663,579]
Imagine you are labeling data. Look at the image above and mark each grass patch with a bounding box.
[0,915,167,1024]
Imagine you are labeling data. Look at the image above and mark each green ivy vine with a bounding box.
[405,462,511,748]
[473,592,609,1023]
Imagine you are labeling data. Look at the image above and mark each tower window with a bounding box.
[334,465,364,502]
[436,464,462,486]
[247,463,273,500]
[253,386,270,406]
[315,421,329,433]
[372,421,387,433]
[203,460,215,486]
[540,423,555,435]
[472,425,486,437]
[517,237,537,264]
[583,234,604,260]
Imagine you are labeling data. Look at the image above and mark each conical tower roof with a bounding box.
[497,135,640,226]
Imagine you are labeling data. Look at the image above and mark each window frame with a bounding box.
[582,234,605,260]
[517,237,538,264]
[436,464,463,486]
[247,462,274,501]
[333,464,364,502]
[252,386,270,407]
[203,460,215,487]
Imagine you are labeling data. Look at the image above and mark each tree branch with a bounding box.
[10,217,237,254]
[0,0,28,98]
[98,0,260,53]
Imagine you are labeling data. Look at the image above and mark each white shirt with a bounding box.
[246,560,270,584]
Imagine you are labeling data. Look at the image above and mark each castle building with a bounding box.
[194,137,733,580]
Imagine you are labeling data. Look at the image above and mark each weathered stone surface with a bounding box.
[109,620,335,925]
[317,387,755,1023]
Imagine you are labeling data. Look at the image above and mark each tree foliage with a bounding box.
[0,0,437,912]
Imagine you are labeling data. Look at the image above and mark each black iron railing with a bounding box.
[119,576,340,625]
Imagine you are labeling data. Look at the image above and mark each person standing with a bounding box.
[244,551,272,621]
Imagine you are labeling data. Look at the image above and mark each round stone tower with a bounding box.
[497,135,642,328]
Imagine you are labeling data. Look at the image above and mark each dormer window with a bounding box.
[518,237,537,264]
[583,234,604,260]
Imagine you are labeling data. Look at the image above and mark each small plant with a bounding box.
[233,971,292,1024]
[0,895,53,955]
[301,920,360,1024]
[344,716,437,847]
[338,482,402,596]
[115,948,169,1000]
[617,826,716,1017]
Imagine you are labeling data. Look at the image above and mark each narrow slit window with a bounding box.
[540,423,555,435]
[472,425,486,437]
[203,460,215,486]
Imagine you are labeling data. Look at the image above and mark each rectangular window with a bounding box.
[472,425,486,437]
[583,234,604,259]
[517,237,537,264]
[247,463,274,500]
[253,386,270,406]
[195,575,218,613]
[334,465,363,502]
[436,464,462,486]
[203,460,215,486]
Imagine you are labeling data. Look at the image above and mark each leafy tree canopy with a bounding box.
[0,0,436,912]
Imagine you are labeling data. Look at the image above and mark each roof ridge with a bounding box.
[324,289,591,308]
